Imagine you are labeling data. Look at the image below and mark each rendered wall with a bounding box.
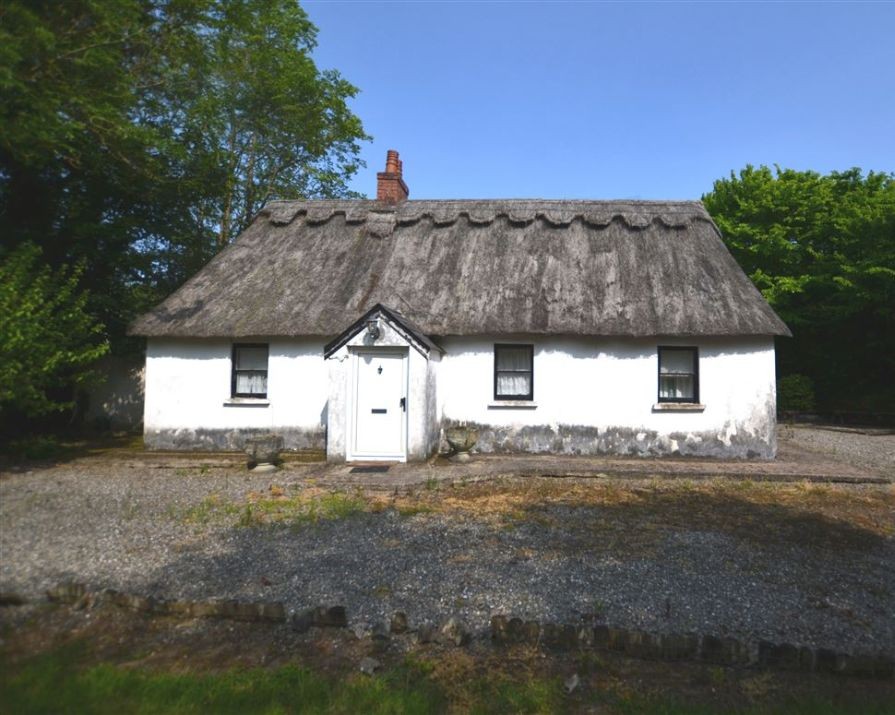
[144,335,777,458]
[84,354,145,430]
[143,338,327,450]
[436,336,778,458]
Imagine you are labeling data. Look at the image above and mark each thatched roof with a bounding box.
[130,199,791,338]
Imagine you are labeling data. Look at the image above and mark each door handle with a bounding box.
[400,397,406,412]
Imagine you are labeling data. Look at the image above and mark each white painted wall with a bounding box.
[144,338,327,449]
[84,354,145,430]
[436,336,778,457]
[144,334,777,458]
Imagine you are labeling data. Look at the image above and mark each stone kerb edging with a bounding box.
[46,582,288,623]
[491,615,894,679]
[39,583,893,679]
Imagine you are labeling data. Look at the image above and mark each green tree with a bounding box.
[703,166,895,412]
[0,244,108,421]
[0,0,368,346]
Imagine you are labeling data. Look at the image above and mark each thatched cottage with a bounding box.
[131,151,790,461]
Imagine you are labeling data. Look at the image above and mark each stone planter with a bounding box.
[445,426,478,462]
[244,434,284,472]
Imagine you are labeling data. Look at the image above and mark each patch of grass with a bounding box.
[611,694,895,715]
[3,638,894,715]
[395,503,434,517]
[179,494,241,526]
[176,490,369,529]
[0,642,444,715]
[288,491,368,528]
[467,673,564,714]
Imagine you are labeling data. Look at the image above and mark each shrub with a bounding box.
[777,374,816,412]
[0,244,108,420]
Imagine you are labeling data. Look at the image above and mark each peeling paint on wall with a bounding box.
[442,420,775,459]
[145,427,324,451]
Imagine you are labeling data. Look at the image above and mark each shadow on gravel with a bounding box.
[127,484,895,654]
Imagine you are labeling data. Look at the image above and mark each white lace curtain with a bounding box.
[496,346,532,396]
[659,349,695,399]
[235,346,268,395]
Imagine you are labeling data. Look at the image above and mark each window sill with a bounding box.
[652,403,705,413]
[489,400,537,409]
[223,397,270,407]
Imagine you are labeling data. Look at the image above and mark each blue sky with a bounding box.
[304,1,894,200]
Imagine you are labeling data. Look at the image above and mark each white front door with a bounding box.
[352,350,407,460]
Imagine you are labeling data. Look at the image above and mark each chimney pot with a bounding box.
[377,149,409,203]
[385,150,400,174]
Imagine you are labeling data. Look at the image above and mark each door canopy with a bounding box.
[323,303,442,359]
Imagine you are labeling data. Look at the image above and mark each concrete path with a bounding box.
[12,425,888,490]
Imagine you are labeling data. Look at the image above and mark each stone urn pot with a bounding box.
[444,426,478,462]
[244,434,284,473]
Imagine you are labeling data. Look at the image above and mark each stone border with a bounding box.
[46,582,286,623]
[34,583,893,680]
[491,615,894,679]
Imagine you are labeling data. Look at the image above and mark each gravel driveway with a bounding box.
[1,427,893,658]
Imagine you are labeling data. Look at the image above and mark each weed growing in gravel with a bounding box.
[237,503,262,528]
[590,598,607,620]
[179,494,241,525]
[395,503,434,517]
[178,490,370,528]
[239,490,369,529]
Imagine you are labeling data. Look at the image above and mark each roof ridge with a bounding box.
[265,198,704,205]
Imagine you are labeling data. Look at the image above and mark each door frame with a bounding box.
[347,347,408,462]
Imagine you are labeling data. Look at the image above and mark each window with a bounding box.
[658,346,699,403]
[232,344,268,398]
[494,344,534,400]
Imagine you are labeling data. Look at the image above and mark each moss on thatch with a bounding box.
[130,200,790,339]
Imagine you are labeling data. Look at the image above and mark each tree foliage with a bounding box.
[703,166,895,412]
[0,244,108,420]
[0,0,369,343]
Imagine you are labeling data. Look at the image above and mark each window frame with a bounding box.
[231,343,269,399]
[657,346,699,404]
[493,343,534,401]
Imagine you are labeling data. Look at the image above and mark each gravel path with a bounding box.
[1,427,893,657]
[781,425,895,477]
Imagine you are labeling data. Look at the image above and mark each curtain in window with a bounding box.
[497,373,531,396]
[496,346,532,397]
[234,346,268,396]
[659,375,694,399]
[236,372,266,395]
[659,349,695,400]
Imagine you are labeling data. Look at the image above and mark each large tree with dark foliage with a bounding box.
[0,0,368,341]
[0,0,368,426]
[703,166,895,413]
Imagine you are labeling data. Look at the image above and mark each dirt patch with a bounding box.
[380,478,895,553]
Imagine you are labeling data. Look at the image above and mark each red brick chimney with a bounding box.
[376,149,409,203]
